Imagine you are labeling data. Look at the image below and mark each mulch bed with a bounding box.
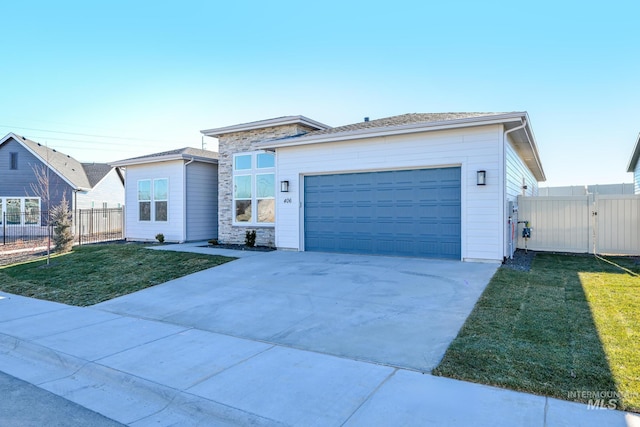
[502,249,536,272]
[200,243,275,252]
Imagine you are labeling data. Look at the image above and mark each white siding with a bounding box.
[505,138,538,201]
[124,161,185,242]
[76,168,125,210]
[185,161,218,241]
[634,163,640,194]
[276,125,504,261]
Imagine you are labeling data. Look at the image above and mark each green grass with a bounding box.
[433,253,640,412]
[0,243,235,306]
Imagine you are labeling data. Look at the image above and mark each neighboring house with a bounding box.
[201,112,545,262]
[627,133,640,194]
[111,147,219,243]
[0,132,124,225]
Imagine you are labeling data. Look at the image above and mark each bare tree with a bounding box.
[29,163,53,264]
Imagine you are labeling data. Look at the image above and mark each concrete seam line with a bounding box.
[543,397,549,427]
[340,368,399,426]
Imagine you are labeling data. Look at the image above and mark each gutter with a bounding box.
[503,119,527,260]
[182,158,195,242]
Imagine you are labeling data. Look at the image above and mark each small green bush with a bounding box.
[208,238,218,245]
[155,233,165,244]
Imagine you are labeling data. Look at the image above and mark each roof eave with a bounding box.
[1,133,83,189]
[256,112,527,149]
[111,154,218,167]
[627,133,640,173]
[200,115,331,138]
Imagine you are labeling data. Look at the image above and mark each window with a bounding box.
[0,197,42,225]
[233,152,275,225]
[9,152,18,170]
[138,180,151,221]
[24,199,40,225]
[137,179,167,222]
[154,178,168,222]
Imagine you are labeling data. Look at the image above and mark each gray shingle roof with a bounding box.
[17,135,92,189]
[114,147,218,164]
[301,113,509,137]
[82,163,114,187]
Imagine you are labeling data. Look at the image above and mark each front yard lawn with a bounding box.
[0,243,235,306]
[433,253,640,413]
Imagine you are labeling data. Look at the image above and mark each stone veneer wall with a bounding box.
[217,123,316,247]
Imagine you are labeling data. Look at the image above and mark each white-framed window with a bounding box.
[0,197,41,225]
[233,152,275,225]
[137,178,168,222]
[154,178,168,222]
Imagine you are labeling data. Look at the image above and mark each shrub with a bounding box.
[155,233,165,244]
[51,194,74,253]
[245,230,256,247]
[208,238,218,245]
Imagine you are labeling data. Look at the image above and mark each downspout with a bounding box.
[183,158,195,242]
[503,119,527,259]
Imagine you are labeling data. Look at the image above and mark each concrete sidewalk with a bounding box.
[0,291,638,426]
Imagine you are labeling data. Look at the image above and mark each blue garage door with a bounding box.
[304,167,461,259]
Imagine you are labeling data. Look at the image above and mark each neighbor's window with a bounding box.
[24,198,40,225]
[6,199,21,224]
[9,152,18,170]
[232,152,275,225]
[154,178,168,222]
[138,180,151,221]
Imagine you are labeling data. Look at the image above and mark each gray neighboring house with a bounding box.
[0,132,124,225]
[627,133,640,194]
[111,147,219,243]
[202,112,546,261]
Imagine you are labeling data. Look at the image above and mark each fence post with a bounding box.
[2,212,5,245]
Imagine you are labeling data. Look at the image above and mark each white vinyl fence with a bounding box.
[517,195,640,255]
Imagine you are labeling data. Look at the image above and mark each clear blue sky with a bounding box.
[1,1,638,186]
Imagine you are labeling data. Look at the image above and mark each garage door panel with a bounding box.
[304,168,461,259]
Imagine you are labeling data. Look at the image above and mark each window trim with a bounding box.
[137,178,169,223]
[232,151,275,226]
[137,179,152,222]
[9,152,18,170]
[0,197,41,226]
[153,178,169,222]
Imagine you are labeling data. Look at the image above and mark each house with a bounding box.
[111,147,219,243]
[201,112,545,262]
[627,133,640,194]
[0,132,124,225]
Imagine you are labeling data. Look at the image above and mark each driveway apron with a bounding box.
[95,250,498,372]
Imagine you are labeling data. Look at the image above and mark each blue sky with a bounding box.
[1,1,638,186]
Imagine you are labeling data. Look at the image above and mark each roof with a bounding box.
[82,163,115,187]
[626,133,640,172]
[248,112,545,181]
[201,115,330,138]
[297,112,507,137]
[111,147,219,167]
[0,132,93,190]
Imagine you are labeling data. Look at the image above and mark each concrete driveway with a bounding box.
[95,250,498,372]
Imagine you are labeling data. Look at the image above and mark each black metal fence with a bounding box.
[0,208,124,249]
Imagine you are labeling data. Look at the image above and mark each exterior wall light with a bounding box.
[477,170,486,186]
[280,180,289,192]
